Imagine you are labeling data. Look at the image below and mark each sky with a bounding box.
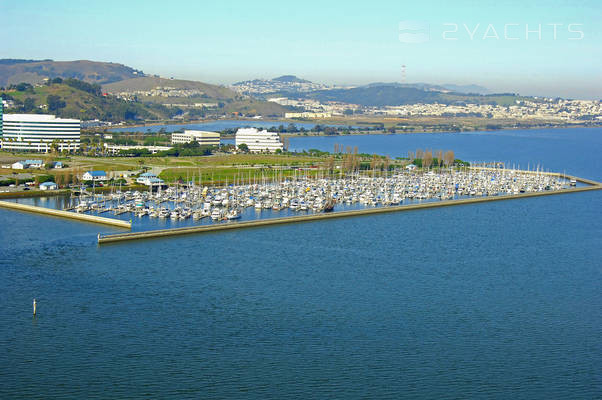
[1,0,601,99]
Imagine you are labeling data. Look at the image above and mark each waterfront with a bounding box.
[108,120,346,133]
[1,127,601,399]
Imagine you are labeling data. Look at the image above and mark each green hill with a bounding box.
[0,79,168,122]
[303,84,523,107]
[1,78,291,121]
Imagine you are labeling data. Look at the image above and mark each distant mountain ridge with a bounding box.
[300,83,519,107]
[0,59,145,87]
[360,82,490,95]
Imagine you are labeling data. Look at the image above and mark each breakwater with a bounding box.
[98,181,601,244]
[0,200,132,229]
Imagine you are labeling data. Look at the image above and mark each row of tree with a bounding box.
[408,149,457,168]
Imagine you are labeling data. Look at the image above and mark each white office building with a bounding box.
[235,128,283,153]
[171,130,220,146]
[0,114,80,152]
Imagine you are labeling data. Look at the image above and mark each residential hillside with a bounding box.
[102,76,238,101]
[102,76,291,116]
[0,59,144,87]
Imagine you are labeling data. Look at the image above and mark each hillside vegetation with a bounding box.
[0,79,169,121]
[1,78,290,121]
[302,84,524,107]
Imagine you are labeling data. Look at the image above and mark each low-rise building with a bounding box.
[12,159,43,169]
[235,128,283,153]
[171,130,220,146]
[39,181,58,190]
[82,170,107,182]
[136,172,165,186]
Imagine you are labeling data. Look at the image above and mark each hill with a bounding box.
[272,75,311,84]
[102,76,291,116]
[1,78,291,120]
[102,76,238,100]
[0,59,144,87]
[0,79,169,122]
[301,84,520,107]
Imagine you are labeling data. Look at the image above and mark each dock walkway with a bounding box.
[0,200,131,229]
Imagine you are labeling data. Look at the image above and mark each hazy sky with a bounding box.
[2,0,600,98]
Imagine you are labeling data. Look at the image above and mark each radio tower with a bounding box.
[401,65,406,85]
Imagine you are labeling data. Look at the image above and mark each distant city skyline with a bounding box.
[2,0,600,99]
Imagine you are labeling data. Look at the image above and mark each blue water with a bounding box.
[290,127,602,181]
[109,120,347,133]
[1,128,601,399]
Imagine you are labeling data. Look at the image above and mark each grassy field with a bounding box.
[0,151,332,185]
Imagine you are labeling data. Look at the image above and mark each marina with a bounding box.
[60,168,588,221]
[2,166,599,240]
[97,182,601,243]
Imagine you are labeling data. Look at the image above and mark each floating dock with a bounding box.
[98,178,601,244]
[0,200,131,229]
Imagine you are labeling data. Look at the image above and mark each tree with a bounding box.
[46,95,66,112]
[423,150,433,169]
[238,143,249,152]
[23,97,36,112]
[15,82,33,92]
[443,150,455,167]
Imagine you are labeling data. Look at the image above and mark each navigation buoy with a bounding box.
[33,299,37,316]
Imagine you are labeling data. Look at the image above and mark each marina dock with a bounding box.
[0,200,132,229]
[98,180,601,244]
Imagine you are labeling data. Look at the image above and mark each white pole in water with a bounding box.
[33,299,37,316]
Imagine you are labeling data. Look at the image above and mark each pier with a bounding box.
[0,200,132,229]
[98,179,601,244]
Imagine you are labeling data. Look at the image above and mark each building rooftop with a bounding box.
[3,114,80,123]
[86,170,107,177]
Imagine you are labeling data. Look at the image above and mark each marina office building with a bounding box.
[171,130,220,146]
[0,112,81,153]
[235,127,284,153]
